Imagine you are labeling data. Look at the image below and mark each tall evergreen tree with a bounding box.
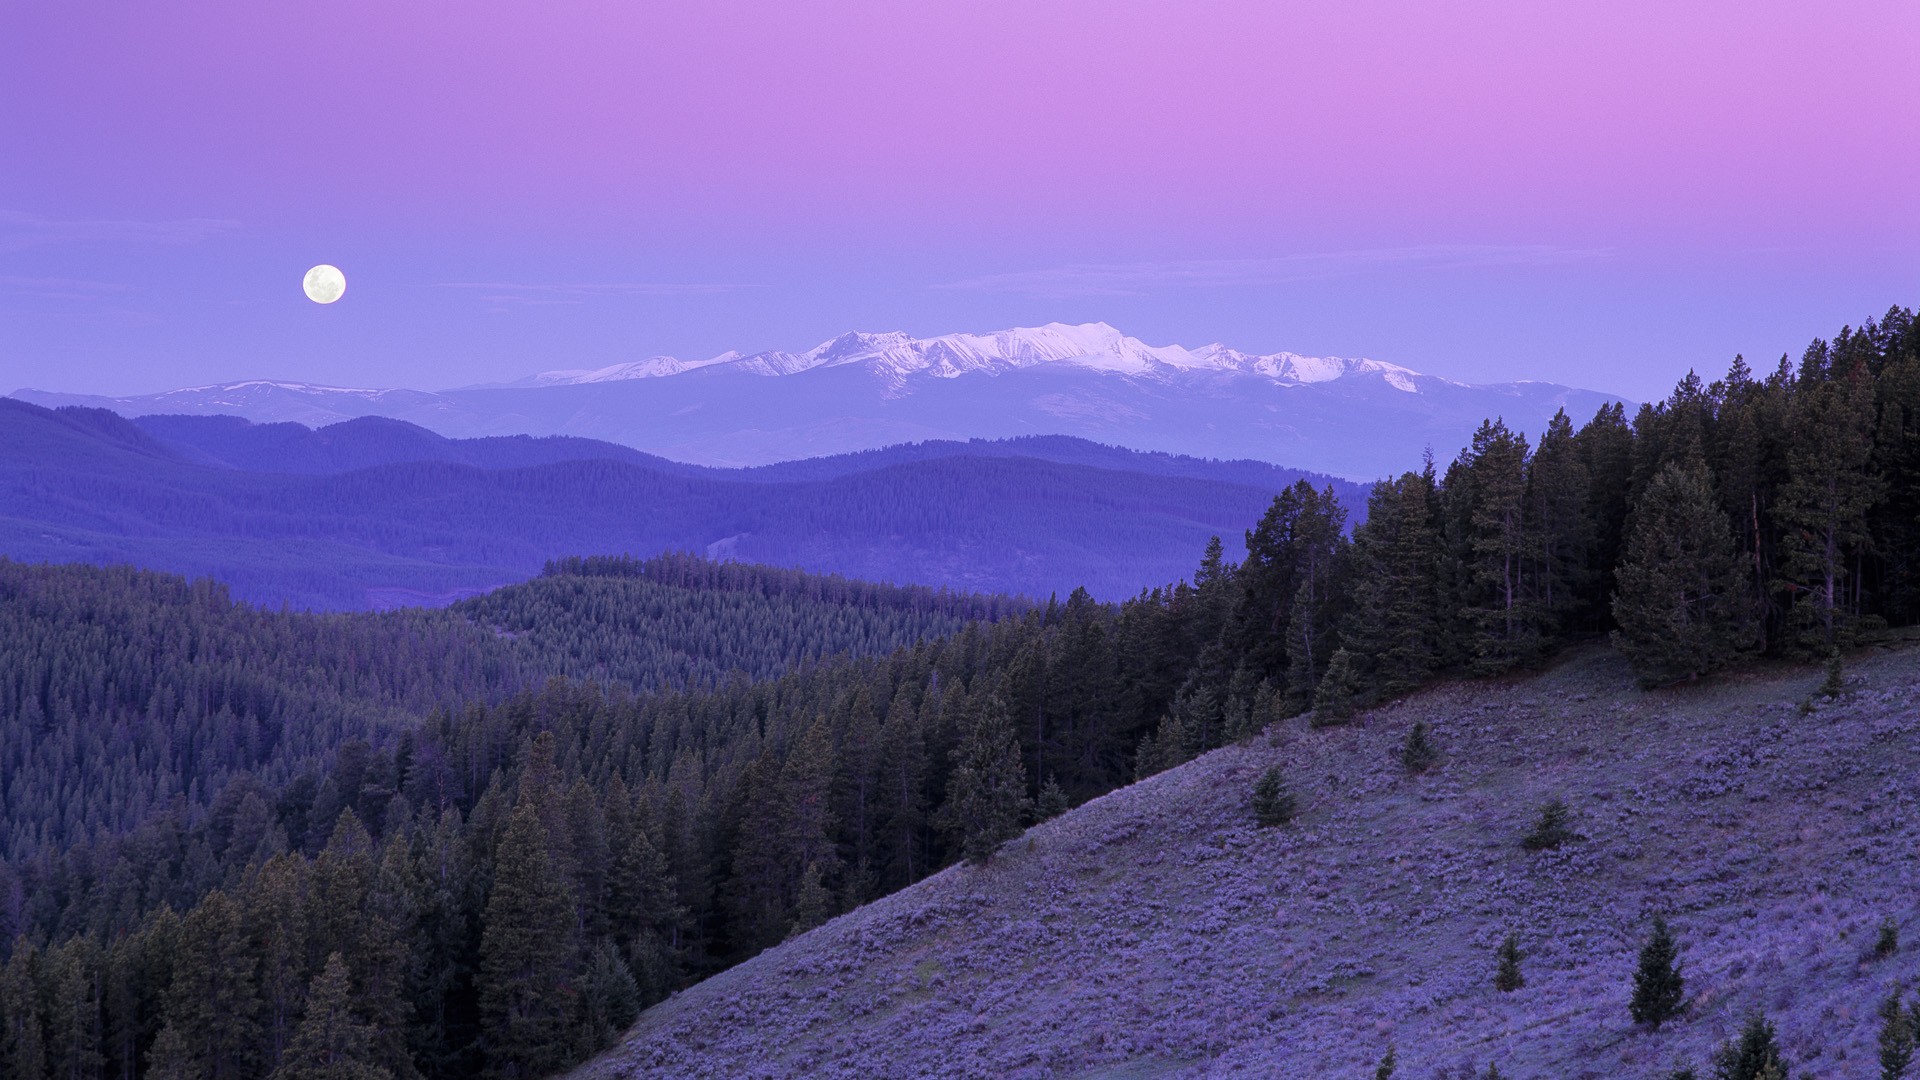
[1342,470,1442,698]
[1,940,48,1080]
[1879,989,1914,1080]
[936,692,1031,865]
[1775,341,1883,652]
[477,801,576,1080]
[1612,461,1758,686]
[1576,400,1637,630]
[46,936,105,1080]
[1456,420,1540,672]
[1281,486,1350,711]
[1524,409,1592,640]
[270,953,391,1080]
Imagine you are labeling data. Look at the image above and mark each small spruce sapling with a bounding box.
[1711,1013,1789,1080]
[1521,798,1574,851]
[1035,777,1071,822]
[1250,766,1297,827]
[1630,916,1686,1029]
[1875,917,1900,959]
[788,861,831,938]
[1879,989,1914,1080]
[1822,650,1847,699]
[1400,721,1438,774]
[1494,932,1524,992]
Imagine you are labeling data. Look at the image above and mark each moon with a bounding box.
[302,264,346,304]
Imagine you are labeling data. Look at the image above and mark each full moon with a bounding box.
[302,264,346,304]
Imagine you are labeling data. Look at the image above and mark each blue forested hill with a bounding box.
[0,400,1364,608]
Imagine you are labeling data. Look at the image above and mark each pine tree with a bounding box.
[1250,766,1296,827]
[1775,342,1882,653]
[1343,471,1442,698]
[1,940,48,1080]
[1493,932,1524,992]
[575,942,639,1054]
[46,936,105,1080]
[1034,777,1070,821]
[477,800,577,1080]
[1630,916,1686,1029]
[1879,989,1914,1080]
[874,705,928,890]
[270,953,391,1080]
[1874,916,1899,959]
[1711,1012,1789,1080]
[1282,487,1350,712]
[1576,401,1637,630]
[1310,647,1362,725]
[1459,419,1540,672]
[787,862,831,938]
[247,853,312,1072]
[1520,798,1573,851]
[936,693,1031,865]
[781,718,842,902]
[1612,461,1758,687]
[166,889,266,1080]
[1821,651,1847,699]
[1523,409,1593,640]
[1400,721,1438,774]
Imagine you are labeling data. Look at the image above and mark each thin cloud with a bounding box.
[0,209,241,250]
[936,245,1611,297]
[431,281,755,299]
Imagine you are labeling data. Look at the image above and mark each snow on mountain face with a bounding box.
[530,322,1436,392]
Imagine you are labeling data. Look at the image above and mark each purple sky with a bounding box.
[3,1,1916,400]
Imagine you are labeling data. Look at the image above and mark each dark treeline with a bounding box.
[2,307,1916,1080]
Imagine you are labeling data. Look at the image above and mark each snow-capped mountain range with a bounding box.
[523,322,1435,393]
[12,323,1625,480]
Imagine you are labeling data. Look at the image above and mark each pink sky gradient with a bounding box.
[2,1,1917,396]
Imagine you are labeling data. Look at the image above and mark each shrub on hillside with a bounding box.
[1494,932,1524,992]
[1874,916,1900,959]
[1400,721,1438,774]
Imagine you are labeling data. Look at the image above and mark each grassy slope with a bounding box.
[574,636,1920,1078]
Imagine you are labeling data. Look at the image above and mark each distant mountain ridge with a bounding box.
[520,321,1435,393]
[12,322,1628,479]
[0,399,1363,609]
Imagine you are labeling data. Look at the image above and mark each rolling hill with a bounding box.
[572,639,1920,1078]
[0,398,1363,609]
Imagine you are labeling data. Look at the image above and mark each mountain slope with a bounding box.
[1,399,1357,608]
[572,640,1920,1078]
[12,323,1627,479]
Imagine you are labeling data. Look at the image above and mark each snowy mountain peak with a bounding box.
[529,323,1437,393]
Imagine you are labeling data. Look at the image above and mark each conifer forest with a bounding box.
[2,306,1918,1079]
